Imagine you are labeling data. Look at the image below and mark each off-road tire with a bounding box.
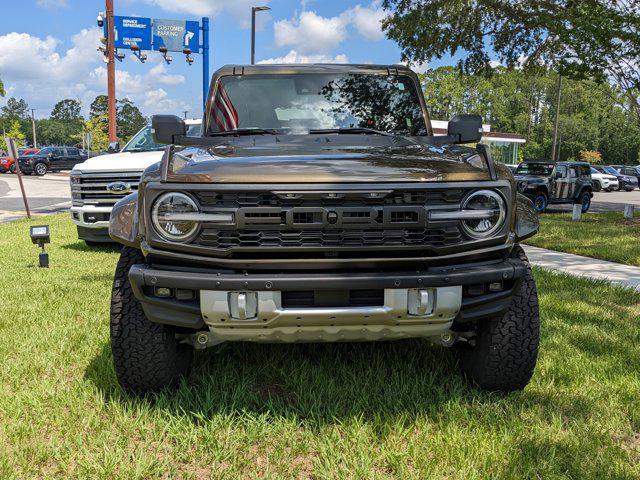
[9,163,16,174]
[110,246,193,394]
[454,246,540,392]
[532,192,547,213]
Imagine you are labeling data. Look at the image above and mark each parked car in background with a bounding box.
[592,165,638,191]
[515,161,593,213]
[505,163,519,174]
[610,165,640,188]
[0,148,39,173]
[70,120,202,245]
[18,146,88,176]
[590,167,618,192]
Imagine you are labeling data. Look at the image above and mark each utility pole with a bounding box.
[551,74,562,162]
[251,6,270,65]
[106,0,117,142]
[30,109,37,148]
[183,110,188,119]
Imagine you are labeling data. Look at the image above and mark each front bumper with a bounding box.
[127,256,526,342]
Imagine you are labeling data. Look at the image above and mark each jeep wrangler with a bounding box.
[109,64,540,394]
[514,161,593,213]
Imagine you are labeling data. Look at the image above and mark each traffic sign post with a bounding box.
[5,137,31,219]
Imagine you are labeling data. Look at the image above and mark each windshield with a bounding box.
[208,73,428,136]
[516,163,554,176]
[123,124,202,152]
[603,166,620,176]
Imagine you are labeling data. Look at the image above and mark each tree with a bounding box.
[117,98,147,140]
[0,120,26,152]
[0,77,5,97]
[89,95,108,119]
[51,99,82,122]
[579,150,602,164]
[1,97,29,121]
[84,114,110,152]
[382,0,640,122]
[88,95,147,142]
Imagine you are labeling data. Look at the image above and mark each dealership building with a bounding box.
[431,120,526,165]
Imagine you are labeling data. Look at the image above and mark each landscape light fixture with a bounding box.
[129,45,146,63]
[159,47,172,64]
[30,225,50,268]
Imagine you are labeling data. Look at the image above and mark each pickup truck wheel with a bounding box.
[454,246,540,392]
[532,192,547,213]
[110,246,193,394]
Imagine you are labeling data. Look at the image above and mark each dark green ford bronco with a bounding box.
[109,64,540,394]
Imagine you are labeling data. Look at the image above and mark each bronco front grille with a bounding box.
[196,227,462,250]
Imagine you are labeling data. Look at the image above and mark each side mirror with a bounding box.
[448,114,483,144]
[152,115,186,145]
[107,141,120,153]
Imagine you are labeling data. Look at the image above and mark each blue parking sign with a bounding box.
[108,16,152,50]
[152,19,200,53]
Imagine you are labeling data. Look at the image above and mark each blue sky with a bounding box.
[0,0,450,119]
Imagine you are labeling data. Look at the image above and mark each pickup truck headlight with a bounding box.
[460,190,506,239]
[152,192,200,242]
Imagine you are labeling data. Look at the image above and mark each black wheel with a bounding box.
[454,246,540,392]
[532,192,547,213]
[110,246,193,394]
[34,162,47,176]
[577,191,591,213]
[9,163,16,174]
[592,181,601,192]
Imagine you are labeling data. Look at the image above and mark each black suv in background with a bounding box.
[18,147,88,176]
[610,165,640,189]
[592,165,638,191]
[514,161,593,213]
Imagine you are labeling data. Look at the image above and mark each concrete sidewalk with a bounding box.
[523,245,640,291]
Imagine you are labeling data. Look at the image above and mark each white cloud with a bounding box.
[400,59,430,74]
[345,4,386,41]
[258,50,349,64]
[0,28,193,117]
[36,0,68,8]
[274,11,349,54]
[272,3,386,57]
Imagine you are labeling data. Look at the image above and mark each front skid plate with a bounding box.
[200,286,462,343]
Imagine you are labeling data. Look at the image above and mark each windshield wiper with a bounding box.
[309,127,393,136]
[210,128,279,136]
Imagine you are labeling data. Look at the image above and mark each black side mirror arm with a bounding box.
[476,143,497,181]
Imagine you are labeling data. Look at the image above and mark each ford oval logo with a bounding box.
[106,181,132,194]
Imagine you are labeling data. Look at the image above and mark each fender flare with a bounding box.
[109,192,140,248]
[515,193,539,242]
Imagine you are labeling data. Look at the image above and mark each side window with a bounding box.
[67,148,80,156]
[580,165,590,177]
[53,148,65,156]
[568,166,578,178]
[556,165,567,178]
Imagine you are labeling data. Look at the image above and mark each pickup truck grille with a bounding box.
[72,172,142,207]
[188,187,469,254]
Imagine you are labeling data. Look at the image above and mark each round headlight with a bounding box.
[151,192,199,242]
[460,190,506,239]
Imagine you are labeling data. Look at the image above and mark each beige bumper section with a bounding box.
[200,287,462,343]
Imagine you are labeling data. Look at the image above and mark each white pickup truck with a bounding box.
[70,119,201,245]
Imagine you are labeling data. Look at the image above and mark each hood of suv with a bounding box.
[73,150,164,173]
[165,142,492,183]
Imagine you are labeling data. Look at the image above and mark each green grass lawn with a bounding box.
[526,211,640,266]
[1,214,639,479]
